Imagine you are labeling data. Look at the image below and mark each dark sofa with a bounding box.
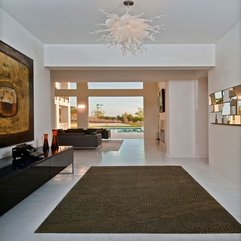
[85,128,111,139]
[59,128,111,139]
[57,129,102,148]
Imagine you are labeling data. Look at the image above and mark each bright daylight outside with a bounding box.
[88,96,144,139]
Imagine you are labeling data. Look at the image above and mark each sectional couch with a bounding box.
[57,128,110,148]
[84,128,111,139]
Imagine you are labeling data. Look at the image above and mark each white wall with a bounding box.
[76,82,89,129]
[168,80,195,157]
[168,79,208,157]
[194,78,209,156]
[0,8,51,158]
[51,69,208,82]
[208,22,241,183]
[45,44,215,68]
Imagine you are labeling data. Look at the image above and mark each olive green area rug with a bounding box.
[36,166,241,233]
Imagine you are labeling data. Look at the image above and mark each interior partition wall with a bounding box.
[167,79,208,158]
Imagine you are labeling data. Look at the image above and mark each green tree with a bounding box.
[70,106,77,115]
[121,112,134,123]
[117,115,123,121]
[92,104,105,119]
[135,107,144,120]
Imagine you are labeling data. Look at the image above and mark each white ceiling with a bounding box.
[1,0,240,44]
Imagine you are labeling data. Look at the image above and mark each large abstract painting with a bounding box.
[0,41,34,147]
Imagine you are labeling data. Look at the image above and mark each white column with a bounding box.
[77,83,89,129]
[168,80,195,157]
[143,82,159,140]
[193,78,208,157]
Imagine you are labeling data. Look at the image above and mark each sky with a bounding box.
[88,97,143,117]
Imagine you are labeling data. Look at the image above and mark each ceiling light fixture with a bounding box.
[93,0,165,55]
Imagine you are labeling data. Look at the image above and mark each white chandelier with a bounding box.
[93,0,165,55]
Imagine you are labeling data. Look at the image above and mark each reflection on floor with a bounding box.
[110,128,144,139]
[0,139,240,241]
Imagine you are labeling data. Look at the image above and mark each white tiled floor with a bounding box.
[0,139,241,241]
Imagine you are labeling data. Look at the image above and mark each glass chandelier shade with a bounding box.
[93,1,165,55]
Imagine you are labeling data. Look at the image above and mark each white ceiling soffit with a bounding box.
[1,0,240,44]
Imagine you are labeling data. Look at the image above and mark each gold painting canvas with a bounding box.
[0,41,33,147]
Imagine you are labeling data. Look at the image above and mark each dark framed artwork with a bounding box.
[159,88,165,113]
[0,41,34,147]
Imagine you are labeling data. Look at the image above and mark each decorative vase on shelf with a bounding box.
[43,133,49,153]
[51,129,59,151]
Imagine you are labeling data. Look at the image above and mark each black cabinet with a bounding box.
[0,146,73,216]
